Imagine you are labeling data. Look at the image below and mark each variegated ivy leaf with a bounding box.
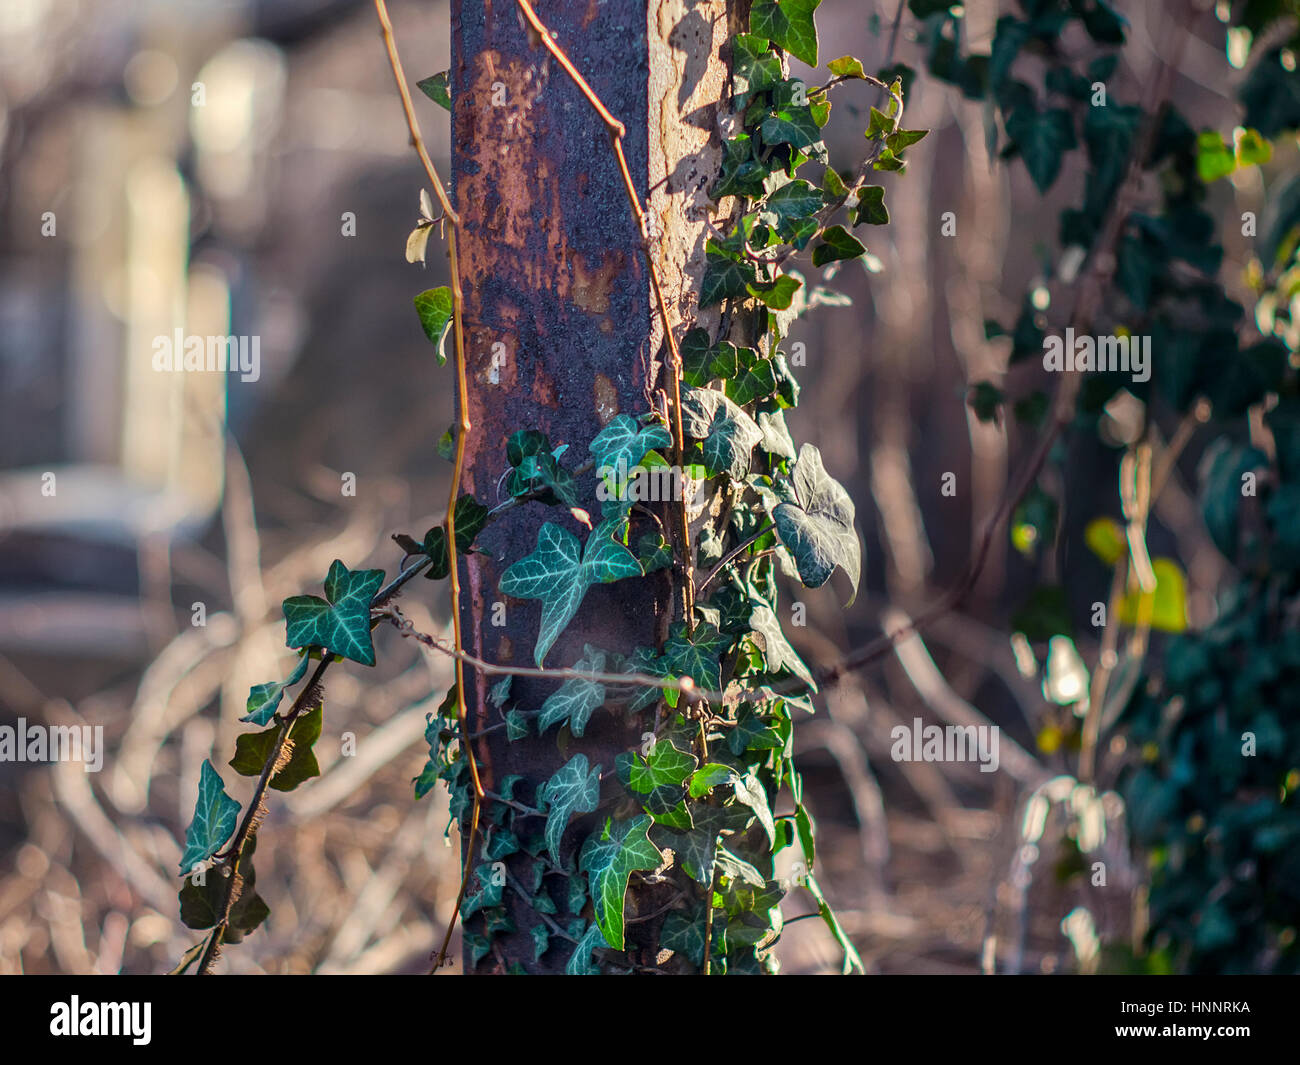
[498,521,641,666]
[579,815,662,951]
[539,753,602,862]
[538,647,607,737]
[178,760,240,873]
[565,922,607,974]
[681,387,763,480]
[282,559,386,666]
[661,906,708,967]
[663,620,731,692]
[588,414,672,480]
[241,652,309,726]
[772,443,861,604]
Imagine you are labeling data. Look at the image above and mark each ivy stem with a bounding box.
[702,867,716,976]
[195,654,330,974]
[373,0,484,977]
[512,0,695,631]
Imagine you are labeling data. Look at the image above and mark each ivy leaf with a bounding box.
[530,923,550,962]
[812,224,867,266]
[565,922,607,974]
[681,387,763,479]
[416,71,451,110]
[180,836,269,938]
[725,349,779,406]
[504,429,578,506]
[421,495,490,580]
[760,105,823,150]
[773,444,861,603]
[748,602,816,689]
[627,740,697,794]
[241,654,309,726]
[701,241,758,307]
[734,770,777,846]
[732,33,782,107]
[715,845,767,887]
[539,753,602,863]
[499,522,641,666]
[505,709,530,741]
[688,762,738,798]
[588,414,672,477]
[229,706,323,793]
[852,185,889,226]
[460,862,504,919]
[489,676,513,709]
[413,287,454,365]
[1195,130,1236,183]
[282,560,386,667]
[827,55,865,79]
[746,273,803,310]
[760,179,823,238]
[728,704,785,756]
[1004,105,1076,193]
[750,0,822,67]
[579,815,662,951]
[661,908,708,966]
[178,760,241,873]
[538,647,607,736]
[663,620,730,692]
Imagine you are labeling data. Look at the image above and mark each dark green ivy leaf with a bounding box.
[539,753,602,863]
[241,653,309,726]
[413,287,454,365]
[229,705,323,793]
[178,760,240,873]
[772,443,862,603]
[282,560,385,667]
[750,0,822,67]
[422,495,490,580]
[416,71,451,110]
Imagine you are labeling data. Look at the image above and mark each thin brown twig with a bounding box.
[373,0,483,976]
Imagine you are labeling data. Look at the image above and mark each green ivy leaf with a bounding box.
[505,709,530,741]
[413,287,454,365]
[416,71,451,110]
[827,55,866,79]
[229,706,323,793]
[241,654,309,726]
[565,922,607,974]
[579,815,662,951]
[589,414,672,477]
[773,444,861,603]
[750,0,822,67]
[852,185,889,226]
[504,429,579,506]
[728,704,785,756]
[530,923,550,962]
[661,907,708,967]
[1005,105,1076,192]
[499,522,641,666]
[746,273,803,309]
[732,34,782,107]
[663,620,731,692]
[725,349,780,406]
[282,560,385,667]
[422,495,490,580]
[701,241,758,307]
[538,647,607,736]
[681,387,764,479]
[759,179,824,237]
[760,105,823,150]
[1195,130,1236,182]
[688,762,738,798]
[628,740,697,794]
[748,601,816,689]
[811,224,866,266]
[460,862,504,920]
[179,835,269,938]
[734,770,777,846]
[178,760,241,873]
[539,753,602,863]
